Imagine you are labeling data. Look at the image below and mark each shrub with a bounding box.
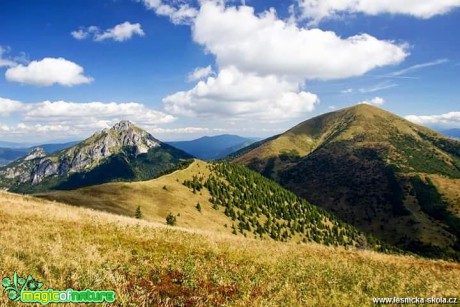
[166,213,176,226]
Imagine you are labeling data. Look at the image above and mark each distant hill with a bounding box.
[0,141,78,166]
[233,104,460,260]
[0,141,32,148]
[441,128,460,139]
[0,121,192,193]
[167,135,260,160]
[2,190,459,305]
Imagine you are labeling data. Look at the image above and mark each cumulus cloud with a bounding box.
[141,0,198,25]
[405,111,460,127]
[163,66,319,121]
[0,97,23,116]
[72,22,144,42]
[160,2,406,122]
[24,100,175,124]
[71,29,89,40]
[358,97,385,106]
[298,0,460,24]
[0,97,176,141]
[187,65,214,81]
[193,3,407,80]
[94,22,145,42]
[5,57,93,86]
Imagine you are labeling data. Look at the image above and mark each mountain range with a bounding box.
[0,141,78,166]
[0,120,192,193]
[441,128,460,139]
[1,105,459,261]
[0,135,259,166]
[232,104,460,260]
[167,135,260,160]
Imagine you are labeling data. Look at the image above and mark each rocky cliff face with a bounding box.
[0,120,162,185]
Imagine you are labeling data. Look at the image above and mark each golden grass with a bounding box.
[37,160,235,236]
[429,175,460,217]
[1,190,459,306]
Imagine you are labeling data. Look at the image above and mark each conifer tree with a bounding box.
[135,206,142,219]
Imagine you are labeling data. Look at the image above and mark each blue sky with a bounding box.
[0,0,459,143]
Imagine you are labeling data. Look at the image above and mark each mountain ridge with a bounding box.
[232,104,460,260]
[0,120,193,192]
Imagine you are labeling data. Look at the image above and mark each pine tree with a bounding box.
[135,206,142,219]
[196,202,202,212]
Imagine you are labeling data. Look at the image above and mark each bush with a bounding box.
[166,213,176,226]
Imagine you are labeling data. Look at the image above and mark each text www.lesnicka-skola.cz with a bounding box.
[373,297,458,304]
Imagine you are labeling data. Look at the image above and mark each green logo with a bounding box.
[2,272,116,304]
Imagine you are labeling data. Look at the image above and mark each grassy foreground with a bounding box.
[1,191,459,306]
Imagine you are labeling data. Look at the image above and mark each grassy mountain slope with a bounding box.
[38,160,394,251]
[233,104,460,260]
[38,160,233,235]
[1,191,459,306]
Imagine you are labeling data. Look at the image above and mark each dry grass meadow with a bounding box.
[1,190,459,306]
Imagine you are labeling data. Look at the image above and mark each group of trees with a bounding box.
[183,161,394,252]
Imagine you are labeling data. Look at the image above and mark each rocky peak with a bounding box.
[0,121,164,186]
[111,120,134,131]
[24,147,46,161]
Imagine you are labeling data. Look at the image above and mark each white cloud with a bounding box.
[163,66,319,121]
[0,97,176,141]
[341,88,353,94]
[149,127,212,134]
[141,0,198,25]
[161,2,406,122]
[193,3,408,80]
[298,0,460,24]
[94,22,145,42]
[24,100,175,124]
[405,111,460,127]
[187,65,214,81]
[387,58,449,77]
[0,46,16,67]
[359,81,398,93]
[5,57,93,87]
[0,97,23,116]
[72,22,144,42]
[358,97,385,106]
[71,29,89,40]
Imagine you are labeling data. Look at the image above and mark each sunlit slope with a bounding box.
[38,160,233,235]
[1,191,459,306]
[39,160,393,251]
[232,104,460,260]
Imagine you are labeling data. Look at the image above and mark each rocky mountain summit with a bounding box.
[23,147,46,161]
[0,121,192,192]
